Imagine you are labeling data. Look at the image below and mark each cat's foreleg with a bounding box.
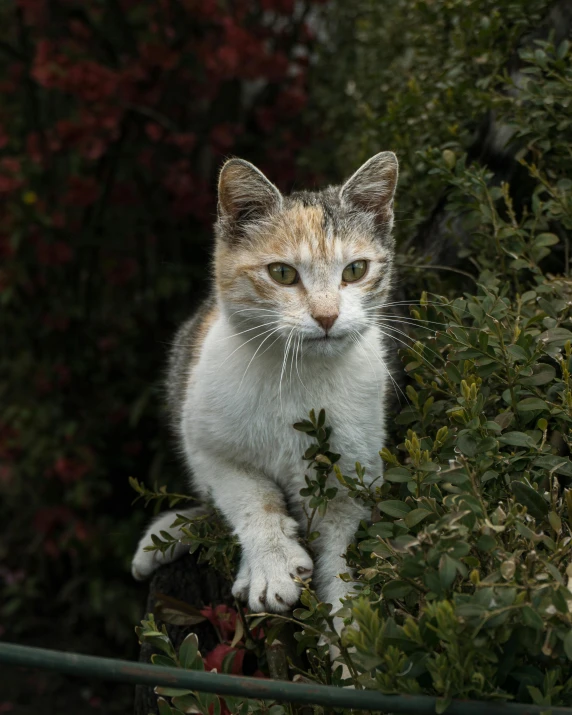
[305,498,368,681]
[311,498,368,611]
[192,453,313,613]
[131,506,207,580]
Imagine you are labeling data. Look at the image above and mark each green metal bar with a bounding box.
[0,642,571,714]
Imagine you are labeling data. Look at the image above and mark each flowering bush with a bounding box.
[0,0,323,649]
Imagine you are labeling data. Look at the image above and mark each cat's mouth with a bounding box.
[306,334,342,342]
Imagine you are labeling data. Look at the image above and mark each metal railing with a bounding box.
[1,641,571,714]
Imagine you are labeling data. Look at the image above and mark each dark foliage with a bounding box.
[0,0,324,658]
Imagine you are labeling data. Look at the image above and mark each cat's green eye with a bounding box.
[342,260,368,283]
[268,263,299,286]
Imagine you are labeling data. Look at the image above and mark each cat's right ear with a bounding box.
[217,158,282,241]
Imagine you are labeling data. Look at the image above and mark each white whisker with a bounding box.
[239,328,282,389]
[371,324,442,374]
[355,329,409,406]
[279,328,296,412]
[216,319,281,343]
[219,326,280,368]
[373,321,445,364]
[374,321,444,362]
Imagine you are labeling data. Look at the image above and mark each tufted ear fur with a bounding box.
[217,158,282,243]
[339,151,398,232]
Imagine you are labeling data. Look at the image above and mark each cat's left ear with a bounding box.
[339,151,398,228]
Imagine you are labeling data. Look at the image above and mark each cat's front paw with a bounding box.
[232,541,313,613]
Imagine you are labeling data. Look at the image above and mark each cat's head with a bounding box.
[214,152,398,357]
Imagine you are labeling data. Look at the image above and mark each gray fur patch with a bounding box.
[165,295,216,433]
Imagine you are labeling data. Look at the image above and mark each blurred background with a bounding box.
[0,0,566,711]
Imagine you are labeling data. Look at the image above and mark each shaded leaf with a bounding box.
[179,633,199,670]
[378,500,411,518]
[511,482,549,520]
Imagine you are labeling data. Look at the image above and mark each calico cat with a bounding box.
[132,151,398,616]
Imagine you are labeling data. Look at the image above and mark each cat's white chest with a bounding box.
[182,317,387,492]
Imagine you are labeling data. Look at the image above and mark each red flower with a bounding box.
[64,176,99,207]
[42,313,70,332]
[168,133,196,154]
[33,506,74,534]
[26,132,44,165]
[35,239,73,267]
[204,644,245,675]
[276,86,308,116]
[110,182,137,206]
[210,123,239,152]
[0,465,13,486]
[0,235,14,260]
[200,604,239,641]
[145,122,163,142]
[105,257,139,286]
[0,158,22,194]
[17,0,48,26]
[52,457,88,484]
[139,42,180,70]
[68,19,91,41]
[260,0,294,10]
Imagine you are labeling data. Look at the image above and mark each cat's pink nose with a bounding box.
[313,313,339,333]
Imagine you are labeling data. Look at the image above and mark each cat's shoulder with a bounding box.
[165,294,220,430]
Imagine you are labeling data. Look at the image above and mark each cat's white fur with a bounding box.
[132,152,398,620]
[133,306,387,611]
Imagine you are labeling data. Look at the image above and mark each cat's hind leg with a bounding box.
[131,506,207,581]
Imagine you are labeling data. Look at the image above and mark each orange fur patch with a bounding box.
[192,304,220,363]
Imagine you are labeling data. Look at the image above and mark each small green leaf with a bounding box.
[476,534,497,552]
[457,432,479,457]
[522,606,544,631]
[519,364,555,386]
[499,431,536,448]
[143,633,176,657]
[511,482,549,520]
[293,421,315,433]
[384,467,411,482]
[534,232,559,247]
[151,654,178,668]
[368,522,394,538]
[439,554,457,590]
[172,694,200,712]
[516,397,547,412]
[378,500,411,518]
[155,687,194,697]
[179,633,199,669]
[404,508,432,528]
[382,580,413,600]
[548,511,562,534]
[507,344,529,361]
[436,697,451,714]
[494,411,514,431]
[157,697,174,715]
[539,327,572,344]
